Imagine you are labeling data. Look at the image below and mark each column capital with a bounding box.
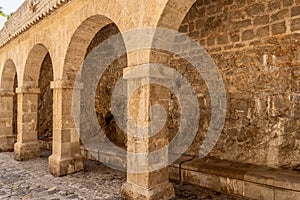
[0,89,15,97]
[15,87,40,94]
[50,80,83,89]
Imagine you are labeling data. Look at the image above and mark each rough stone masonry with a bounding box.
[0,0,299,199]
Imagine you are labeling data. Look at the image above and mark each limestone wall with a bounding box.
[38,53,53,140]
[0,0,70,47]
[173,0,300,169]
[81,23,127,148]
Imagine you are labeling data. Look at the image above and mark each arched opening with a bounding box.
[14,44,53,160]
[51,15,118,175]
[0,59,18,151]
[62,15,127,167]
[38,53,54,154]
[62,15,114,81]
[84,23,127,150]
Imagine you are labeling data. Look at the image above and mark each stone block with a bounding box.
[0,126,13,135]
[219,177,245,197]
[14,142,40,161]
[256,26,270,38]
[271,9,289,22]
[242,29,255,41]
[244,182,274,200]
[182,169,200,185]
[291,6,300,17]
[272,21,287,35]
[291,18,300,32]
[198,172,222,192]
[0,135,15,151]
[48,154,83,176]
[246,4,265,17]
[253,15,269,25]
[121,181,175,200]
[274,189,300,200]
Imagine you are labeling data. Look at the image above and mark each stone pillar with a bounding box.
[121,66,175,200]
[14,87,40,161]
[48,80,83,176]
[0,90,16,151]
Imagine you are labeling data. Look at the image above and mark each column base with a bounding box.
[48,154,83,176]
[121,181,175,200]
[0,135,16,152]
[14,142,40,161]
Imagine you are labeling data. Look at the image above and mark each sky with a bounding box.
[0,0,25,29]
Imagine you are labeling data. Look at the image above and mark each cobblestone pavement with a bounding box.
[0,151,248,200]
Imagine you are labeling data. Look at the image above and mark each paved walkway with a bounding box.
[0,151,248,200]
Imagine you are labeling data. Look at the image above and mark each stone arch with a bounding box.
[62,15,116,81]
[14,43,54,160]
[0,59,18,151]
[63,13,128,155]
[0,59,17,91]
[48,13,129,176]
[155,0,197,30]
[23,44,53,88]
[83,23,128,149]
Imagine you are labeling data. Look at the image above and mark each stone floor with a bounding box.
[0,151,249,200]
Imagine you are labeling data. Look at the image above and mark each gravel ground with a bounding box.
[0,151,248,200]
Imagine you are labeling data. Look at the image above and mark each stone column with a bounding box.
[14,87,40,161]
[121,66,175,200]
[0,90,16,151]
[48,80,83,176]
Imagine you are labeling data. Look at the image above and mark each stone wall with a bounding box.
[13,74,17,138]
[38,53,53,141]
[172,0,300,169]
[0,0,71,47]
[81,23,127,148]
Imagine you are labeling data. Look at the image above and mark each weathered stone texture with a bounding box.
[38,53,53,142]
[0,0,69,47]
[0,0,299,199]
[174,0,300,170]
[81,23,127,148]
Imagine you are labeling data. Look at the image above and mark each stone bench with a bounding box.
[170,156,300,200]
[45,143,300,199]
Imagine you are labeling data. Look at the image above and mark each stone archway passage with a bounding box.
[0,59,18,152]
[38,53,54,151]
[14,44,53,161]
[48,15,118,177]
[84,23,127,149]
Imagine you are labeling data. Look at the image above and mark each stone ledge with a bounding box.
[79,147,300,199]
[170,156,300,200]
[0,135,16,152]
[80,143,126,171]
[48,154,83,176]
[14,141,40,161]
[121,181,175,200]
